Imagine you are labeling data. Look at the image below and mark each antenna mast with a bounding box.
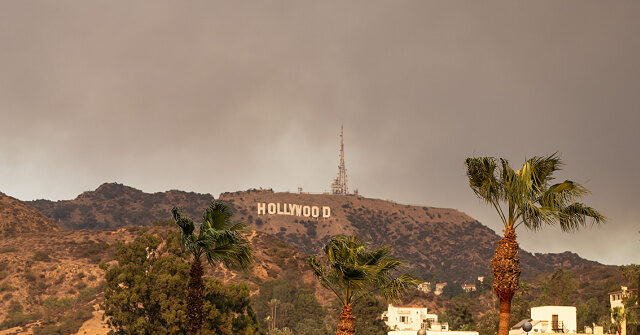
[331,124,349,195]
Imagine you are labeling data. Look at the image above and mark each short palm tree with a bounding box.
[464,154,604,335]
[611,306,630,335]
[307,235,418,335]
[172,201,253,335]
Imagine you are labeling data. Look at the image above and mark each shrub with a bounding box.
[24,272,37,282]
[0,301,42,330]
[0,247,17,253]
[0,282,15,292]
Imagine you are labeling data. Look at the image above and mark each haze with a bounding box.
[1,1,638,265]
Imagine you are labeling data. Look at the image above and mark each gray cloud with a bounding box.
[1,0,638,265]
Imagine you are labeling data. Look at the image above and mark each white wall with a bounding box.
[530,306,577,334]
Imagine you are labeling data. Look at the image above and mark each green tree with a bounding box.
[252,279,327,333]
[465,154,604,335]
[535,268,578,306]
[269,328,293,335]
[172,201,253,335]
[612,306,631,335]
[509,281,532,328]
[440,302,475,331]
[577,297,610,331]
[620,264,640,327]
[352,295,389,335]
[307,235,418,335]
[477,310,499,335]
[102,231,263,334]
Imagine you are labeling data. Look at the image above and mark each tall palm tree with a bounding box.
[307,235,418,335]
[171,201,253,335]
[464,154,604,335]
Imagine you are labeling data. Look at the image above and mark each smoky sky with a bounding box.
[1,1,639,265]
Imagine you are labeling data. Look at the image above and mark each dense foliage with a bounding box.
[102,231,263,334]
[252,279,328,334]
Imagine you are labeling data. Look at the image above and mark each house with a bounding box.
[418,282,433,293]
[461,284,476,293]
[610,286,638,335]
[383,304,479,335]
[510,306,577,334]
[382,304,438,332]
[434,282,447,296]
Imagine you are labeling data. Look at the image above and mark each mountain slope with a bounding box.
[0,191,58,235]
[218,190,600,282]
[28,184,601,282]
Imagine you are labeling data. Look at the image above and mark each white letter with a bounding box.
[311,206,319,218]
[303,206,311,217]
[293,204,302,216]
[277,203,283,214]
[268,203,276,214]
[257,203,266,215]
[322,206,331,218]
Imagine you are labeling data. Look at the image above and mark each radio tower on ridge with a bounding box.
[331,124,349,195]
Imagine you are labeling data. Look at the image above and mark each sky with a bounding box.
[1,1,638,265]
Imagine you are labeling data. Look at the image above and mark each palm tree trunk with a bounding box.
[336,303,355,335]
[187,257,204,335]
[492,228,521,335]
[498,295,513,335]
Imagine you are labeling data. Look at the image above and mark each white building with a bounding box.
[383,304,479,335]
[383,304,438,332]
[509,306,577,335]
[434,283,447,296]
[461,284,476,293]
[418,282,433,293]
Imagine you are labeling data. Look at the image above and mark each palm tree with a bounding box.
[171,201,253,335]
[612,306,630,335]
[464,154,604,335]
[307,235,418,335]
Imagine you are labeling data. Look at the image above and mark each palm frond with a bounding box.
[171,201,253,270]
[465,157,502,204]
[465,153,604,234]
[558,203,605,232]
[310,235,415,307]
[379,273,420,302]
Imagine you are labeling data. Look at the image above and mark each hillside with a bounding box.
[29,183,214,230]
[0,225,322,334]
[0,192,59,236]
[28,184,601,282]
[218,190,601,282]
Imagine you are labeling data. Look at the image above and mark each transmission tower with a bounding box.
[330,125,349,195]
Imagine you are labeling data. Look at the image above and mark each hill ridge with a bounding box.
[27,184,600,282]
[0,191,59,235]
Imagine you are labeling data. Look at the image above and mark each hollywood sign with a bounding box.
[257,202,331,218]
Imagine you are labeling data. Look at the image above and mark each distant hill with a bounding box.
[0,191,58,235]
[28,184,601,282]
[28,183,214,230]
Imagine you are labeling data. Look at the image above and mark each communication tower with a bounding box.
[330,125,349,195]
